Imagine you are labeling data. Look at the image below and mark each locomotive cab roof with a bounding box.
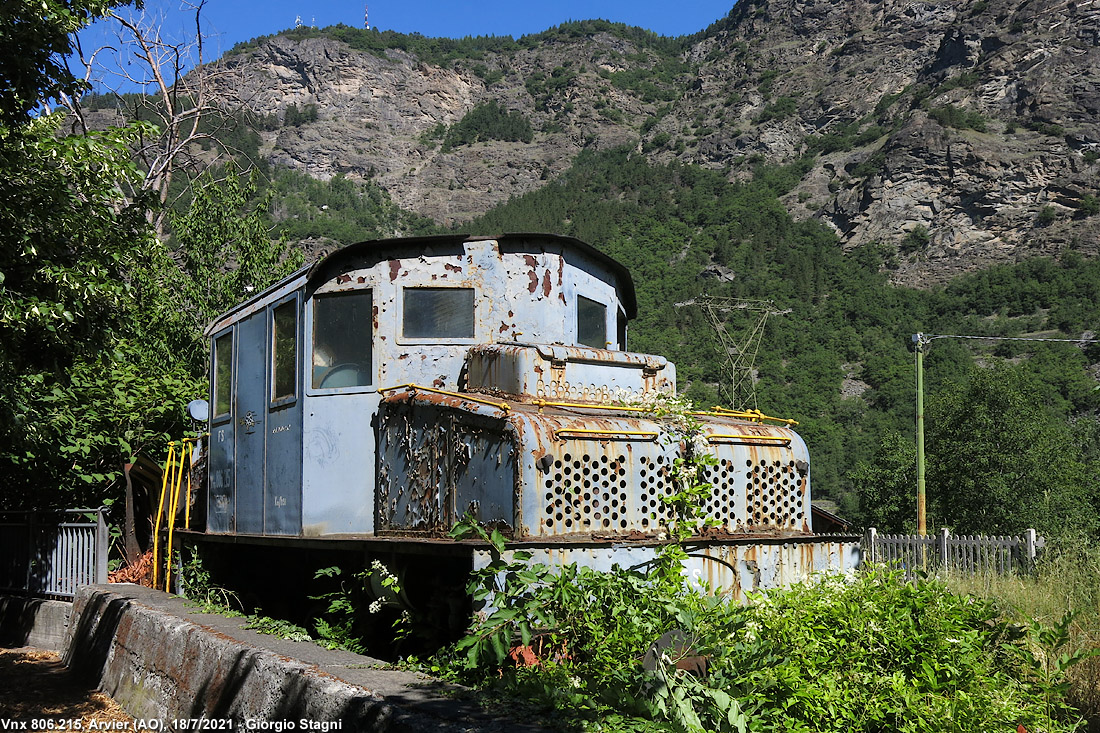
[205,233,637,337]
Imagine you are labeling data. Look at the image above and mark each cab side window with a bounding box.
[577,295,607,348]
[213,332,233,418]
[313,291,373,389]
[402,287,475,339]
[271,301,298,402]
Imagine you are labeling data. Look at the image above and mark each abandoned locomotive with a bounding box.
[192,233,858,598]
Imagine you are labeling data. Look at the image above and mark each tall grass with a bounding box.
[943,543,1100,723]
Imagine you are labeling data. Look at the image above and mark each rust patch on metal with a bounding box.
[542,270,552,297]
[523,255,538,268]
[445,263,462,273]
[389,259,401,282]
[357,276,366,284]
[557,258,564,286]
[432,274,438,281]
[528,271,538,293]
[336,274,352,284]
[559,292,567,304]
[500,322,509,333]
[398,353,410,360]
[372,305,379,329]
[433,378,445,388]
[508,310,514,318]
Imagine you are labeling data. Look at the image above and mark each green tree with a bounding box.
[0,0,132,125]
[0,0,209,509]
[439,100,533,152]
[848,431,917,532]
[171,165,305,330]
[925,365,1097,539]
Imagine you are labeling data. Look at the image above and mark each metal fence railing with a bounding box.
[864,527,1044,579]
[0,509,109,599]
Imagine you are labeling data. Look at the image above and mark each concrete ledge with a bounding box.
[0,595,72,651]
[64,585,535,732]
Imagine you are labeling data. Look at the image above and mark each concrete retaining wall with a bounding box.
[62,585,532,732]
[0,595,72,651]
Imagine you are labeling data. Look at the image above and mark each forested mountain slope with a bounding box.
[191,0,1100,285]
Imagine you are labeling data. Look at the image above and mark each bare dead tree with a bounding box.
[68,0,252,236]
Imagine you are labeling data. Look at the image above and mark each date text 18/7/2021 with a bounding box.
[0,721,343,732]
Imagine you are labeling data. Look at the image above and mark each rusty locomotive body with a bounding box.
[198,233,858,597]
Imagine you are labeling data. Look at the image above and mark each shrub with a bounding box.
[283,103,318,127]
[1078,195,1099,217]
[928,104,988,132]
[901,224,931,254]
[429,549,1087,732]
[753,96,797,124]
[439,100,533,152]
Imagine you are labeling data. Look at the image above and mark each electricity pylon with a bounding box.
[676,296,789,410]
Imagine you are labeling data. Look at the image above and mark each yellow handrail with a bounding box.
[153,435,205,593]
[533,399,650,413]
[706,434,791,444]
[554,428,659,441]
[378,383,510,412]
[692,407,799,426]
[151,443,175,590]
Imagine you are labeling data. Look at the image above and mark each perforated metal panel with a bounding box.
[536,441,808,537]
[542,451,631,533]
[638,454,673,529]
[703,458,743,530]
[536,382,617,402]
[747,459,805,530]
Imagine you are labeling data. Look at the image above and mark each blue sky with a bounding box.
[78,0,737,92]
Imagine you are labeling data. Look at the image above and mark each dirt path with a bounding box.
[0,648,133,723]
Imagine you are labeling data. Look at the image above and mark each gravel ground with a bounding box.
[0,647,133,724]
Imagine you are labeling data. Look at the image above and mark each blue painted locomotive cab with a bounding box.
[204,233,636,539]
[200,233,861,591]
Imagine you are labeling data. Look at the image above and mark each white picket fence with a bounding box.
[864,527,1044,578]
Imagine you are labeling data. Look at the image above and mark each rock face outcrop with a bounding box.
[209,0,1100,284]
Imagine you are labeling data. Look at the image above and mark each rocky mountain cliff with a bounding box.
[209,0,1100,285]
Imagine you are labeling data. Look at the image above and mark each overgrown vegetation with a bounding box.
[927,104,989,132]
[228,19,689,69]
[409,524,1090,731]
[945,543,1100,721]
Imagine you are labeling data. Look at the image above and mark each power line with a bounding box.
[918,333,1098,345]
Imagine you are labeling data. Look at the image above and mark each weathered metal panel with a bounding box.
[264,296,304,536]
[465,343,675,402]
[233,312,266,534]
[376,400,514,533]
[301,392,378,535]
[377,402,448,531]
[310,237,633,398]
[207,420,235,533]
[451,423,515,526]
[378,391,813,542]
